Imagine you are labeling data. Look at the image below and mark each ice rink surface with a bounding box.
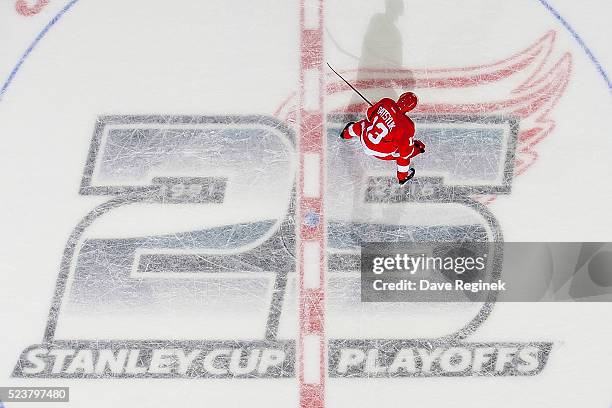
[0,0,611,406]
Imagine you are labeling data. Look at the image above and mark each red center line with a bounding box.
[298,0,326,407]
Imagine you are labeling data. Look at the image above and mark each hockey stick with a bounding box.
[324,26,361,62]
[326,62,373,107]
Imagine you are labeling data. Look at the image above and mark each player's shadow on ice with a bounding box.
[349,0,414,105]
[348,0,415,226]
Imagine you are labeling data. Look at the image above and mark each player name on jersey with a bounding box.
[376,106,396,131]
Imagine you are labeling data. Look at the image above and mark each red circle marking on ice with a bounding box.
[15,0,50,16]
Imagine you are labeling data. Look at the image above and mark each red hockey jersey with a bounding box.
[344,98,422,181]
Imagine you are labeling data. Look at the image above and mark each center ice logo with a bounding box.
[13,31,570,379]
[11,112,546,379]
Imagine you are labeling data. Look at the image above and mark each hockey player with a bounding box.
[340,91,425,184]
